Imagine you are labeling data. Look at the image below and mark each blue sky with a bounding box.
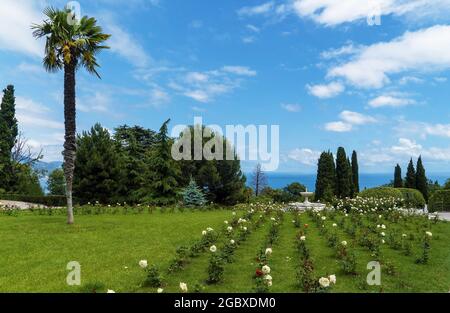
[1,0,450,174]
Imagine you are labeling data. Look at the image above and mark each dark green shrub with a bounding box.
[397,188,426,209]
[429,190,450,212]
[358,187,403,200]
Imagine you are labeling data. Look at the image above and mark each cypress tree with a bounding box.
[394,164,403,188]
[347,157,354,197]
[405,158,416,189]
[416,156,428,201]
[0,85,18,191]
[351,151,359,194]
[315,151,336,201]
[336,147,351,198]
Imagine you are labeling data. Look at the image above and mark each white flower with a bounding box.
[267,280,273,287]
[264,274,272,281]
[381,224,386,229]
[243,226,248,231]
[271,217,276,221]
[262,265,271,275]
[157,288,164,293]
[402,234,407,238]
[107,289,115,293]
[381,239,385,244]
[224,220,229,224]
[206,227,213,232]
[210,245,217,253]
[202,230,207,236]
[377,225,381,228]
[341,241,347,246]
[332,223,337,227]
[265,248,273,256]
[227,226,233,232]
[300,236,306,241]
[139,260,148,269]
[379,215,382,219]
[232,212,236,216]
[230,239,235,245]
[179,282,188,293]
[345,214,348,217]
[321,216,326,221]
[319,277,330,288]
[426,231,433,237]
[381,232,385,237]
[329,274,336,284]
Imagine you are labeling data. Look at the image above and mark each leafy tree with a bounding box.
[405,159,416,189]
[73,124,125,204]
[142,119,181,205]
[32,7,110,224]
[315,151,336,201]
[415,156,428,202]
[336,147,351,198]
[48,168,66,195]
[444,179,450,190]
[12,164,44,196]
[176,125,246,205]
[0,85,18,191]
[182,178,206,206]
[284,182,306,199]
[251,163,267,196]
[351,151,359,194]
[394,164,403,188]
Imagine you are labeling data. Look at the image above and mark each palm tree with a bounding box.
[32,7,110,224]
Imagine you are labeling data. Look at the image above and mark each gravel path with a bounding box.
[0,200,47,210]
[438,212,450,221]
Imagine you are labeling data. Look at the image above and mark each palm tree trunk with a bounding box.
[63,62,76,225]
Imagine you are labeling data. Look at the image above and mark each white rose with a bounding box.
[426,231,433,237]
[230,239,235,245]
[341,241,347,246]
[179,282,188,293]
[107,289,115,293]
[300,236,306,241]
[207,227,213,232]
[332,223,337,227]
[319,277,330,288]
[202,230,207,236]
[139,260,148,269]
[381,232,385,237]
[227,226,233,232]
[157,288,164,293]
[262,265,271,275]
[265,248,273,256]
[321,216,326,221]
[224,220,229,224]
[381,224,386,229]
[210,245,217,253]
[264,274,272,281]
[243,227,248,231]
[329,274,336,284]
[402,234,407,238]
[232,212,236,216]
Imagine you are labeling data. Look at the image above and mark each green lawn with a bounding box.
[0,209,449,293]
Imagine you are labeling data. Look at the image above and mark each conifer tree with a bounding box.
[394,164,403,188]
[73,123,125,204]
[416,156,428,201]
[182,177,206,206]
[405,158,416,189]
[0,85,18,190]
[48,168,66,195]
[315,151,336,201]
[351,151,359,194]
[336,147,351,198]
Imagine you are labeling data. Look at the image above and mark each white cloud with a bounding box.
[222,66,257,76]
[150,88,170,106]
[325,121,353,132]
[321,43,361,59]
[16,96,50,114]
[399,76,424,85]
[369,95,416,108]
[242,36,257,44]
[328,25,450,88]
[186,72,209,83]
[237,2,275,16]
[396,120,450,139]
[0,0,44,57]
[291,0,450,26]
[288,148,321,166]
[391,138,423,157]
[184,90,210,103]
[339,111,377,125]
[281,103,301,112]
[307,82,344,99]
[16,113,64,130]
[246,24,260,33]
[102,17,151,68]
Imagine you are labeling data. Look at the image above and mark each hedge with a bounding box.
[359,187,403,200]
[358,187,425,209]
[429,190,450,212]
[0,194,68,207]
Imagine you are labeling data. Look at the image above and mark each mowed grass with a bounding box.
[0,210,449,293]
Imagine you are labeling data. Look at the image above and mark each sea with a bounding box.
[244,172,450,192]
